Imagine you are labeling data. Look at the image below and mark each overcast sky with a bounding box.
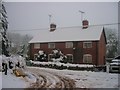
[4,2,118,36]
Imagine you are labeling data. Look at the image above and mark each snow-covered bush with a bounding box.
[36,50,47,62]
[51,49,67,63]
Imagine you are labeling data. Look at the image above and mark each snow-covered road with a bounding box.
[27,67,119,88]
[27,67,75,88]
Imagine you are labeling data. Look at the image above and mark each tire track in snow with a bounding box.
[26,67,75,88]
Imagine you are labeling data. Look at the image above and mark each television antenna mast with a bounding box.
[79,10,85,21]
[48,14,52,25]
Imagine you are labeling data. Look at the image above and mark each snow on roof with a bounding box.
[29,26,104,43]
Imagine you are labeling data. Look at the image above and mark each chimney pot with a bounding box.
[82,20,89,29]
[50,23,56,32]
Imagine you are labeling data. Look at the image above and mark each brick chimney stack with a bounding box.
[50,23,56,32]
[82,20,89,29]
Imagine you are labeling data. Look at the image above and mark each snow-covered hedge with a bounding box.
[51,49,66,62]
[30,61,94,71]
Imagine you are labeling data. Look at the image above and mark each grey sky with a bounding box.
[4,2,118,36]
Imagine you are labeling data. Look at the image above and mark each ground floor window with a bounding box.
[66,54,73,63]
[83,54,92,63]
[34,54,38,60]
[48,54,53,61]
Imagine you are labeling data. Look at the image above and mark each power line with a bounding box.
[7,23,120,32]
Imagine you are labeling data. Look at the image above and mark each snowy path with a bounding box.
[27,67,75,88]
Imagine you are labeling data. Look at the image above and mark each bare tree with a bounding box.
[7,32,32,55]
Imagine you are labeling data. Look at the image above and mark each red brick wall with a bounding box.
[29,42,73,60]
[29,41,101,65]
[98,32,106,65]
[82,42,98,65]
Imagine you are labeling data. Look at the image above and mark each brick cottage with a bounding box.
[29,20,106,65]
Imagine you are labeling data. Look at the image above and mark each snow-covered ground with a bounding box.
[1,66,119,89]
[1,69,36,89]
[29,67,119,88]
[0,55,36,89]
[0,72,2,90]
[2,71,26,88]
[0,55,119,89]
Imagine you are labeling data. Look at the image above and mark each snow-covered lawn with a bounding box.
[29,67,119,88]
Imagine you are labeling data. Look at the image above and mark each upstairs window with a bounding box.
[83,41,92,48]
[83,54,92,63]
[48,43,55,49]
[34,43,40,49]
[66,42,73,48]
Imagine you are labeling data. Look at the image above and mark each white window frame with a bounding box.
[34,43,40,49]
[66,54,73,62]
[66,42,73,48]
[48,43,55,49]
[83,54,92,63]
[83,41,92,48]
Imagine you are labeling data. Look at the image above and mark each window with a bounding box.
[34,43,40,49]
[48,54,53,61]
[66,42,73,48]
[83,42,92,48]
[34,54,38,60]
[83,54,92,63]
[48,43,55,49]
[66,54,73,63]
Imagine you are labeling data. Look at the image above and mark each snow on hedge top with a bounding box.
[29,26,104,43]
[30,61,94,68]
